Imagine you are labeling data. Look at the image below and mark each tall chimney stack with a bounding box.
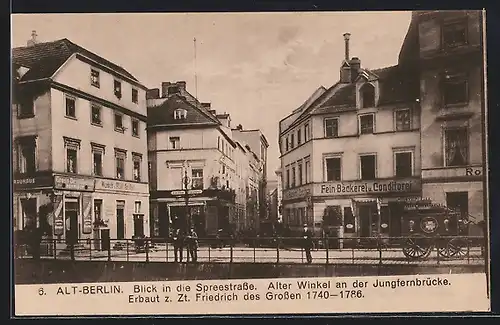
[27,30,38,47]
[343,32,351,61]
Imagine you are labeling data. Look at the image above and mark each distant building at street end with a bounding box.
[12,34,150,248]
[146,83,268,237]
[232,124,270,231]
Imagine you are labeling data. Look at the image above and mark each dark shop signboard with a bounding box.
[13,174,54,190]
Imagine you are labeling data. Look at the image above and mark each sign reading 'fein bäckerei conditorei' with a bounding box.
[316,178,421,196]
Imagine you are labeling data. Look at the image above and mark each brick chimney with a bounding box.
[176,81,187,91]
[236,124,243,130]
[201,102,211,110]
[340,33,352,83]
[209,109,217,116]
[27,30,38,47]
[349,57,361,82]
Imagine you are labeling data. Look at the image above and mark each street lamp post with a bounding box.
[183,170,191,232]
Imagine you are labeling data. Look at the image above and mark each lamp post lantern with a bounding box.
[183,170,191,232]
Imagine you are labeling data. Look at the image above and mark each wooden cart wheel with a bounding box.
[446,237,468,258]
[437,238,453,258]
[402,234,433,260]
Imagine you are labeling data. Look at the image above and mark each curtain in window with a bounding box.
[446,129,467,166]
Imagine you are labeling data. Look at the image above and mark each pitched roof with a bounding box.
[147,94,220,126]
[278,86,327,134]
[12,38,139,82]
[312,65,419,115]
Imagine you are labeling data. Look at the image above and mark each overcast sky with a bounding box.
[12,12,412,180]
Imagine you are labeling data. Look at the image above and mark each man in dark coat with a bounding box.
[172,228,184,263]
[186,228,199,263]
[302,224,313,264]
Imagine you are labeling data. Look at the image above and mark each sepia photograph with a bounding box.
[11,10,490,315]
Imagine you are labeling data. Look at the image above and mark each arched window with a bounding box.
[360,83,375,108]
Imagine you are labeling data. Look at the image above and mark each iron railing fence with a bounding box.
[14,235,486,266]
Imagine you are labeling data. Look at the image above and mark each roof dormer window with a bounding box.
[174,108,187,120]
[360,83,375,108]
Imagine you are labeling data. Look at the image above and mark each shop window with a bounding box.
[343,207,355,233]
[380,206,390,234]
[323,206,342,227]
[21,198,37,229]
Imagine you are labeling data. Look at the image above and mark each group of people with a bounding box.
[172,228,199,263]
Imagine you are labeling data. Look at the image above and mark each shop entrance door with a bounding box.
[65,201,79,245]
[21,198,37,229]
[358,203,377,237]
[134,215,145,237]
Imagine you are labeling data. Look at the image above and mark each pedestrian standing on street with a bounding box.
[302,223,313,264]
[172,228,184,263]
[186,228,199,263]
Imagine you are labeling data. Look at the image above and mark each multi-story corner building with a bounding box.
[12,34,150,245]
[400,11,486,235]
[232,126,269,230]
[278,32,421,239]
[146,82,264,237]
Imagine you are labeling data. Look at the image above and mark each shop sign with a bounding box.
[54,175,94,191]
[13,174,53,190]
[314,178,421,197]
[422,165,483,180]
[95,179,145,193]
[282,184,313,201]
